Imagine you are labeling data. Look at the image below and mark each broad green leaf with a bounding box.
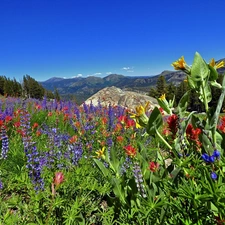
[112,178,126,204]
[146,107,163,136]
[187,75,197,89]
[191,52,209,82]
[93,159,110,178]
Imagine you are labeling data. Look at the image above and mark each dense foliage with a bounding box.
[1,53,225,224]
[149,74,225,112]
[0,75,57,100]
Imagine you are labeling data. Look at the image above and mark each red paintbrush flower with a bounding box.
[124,145,137,158]
[149,162,160,172]
[167,114,178,137]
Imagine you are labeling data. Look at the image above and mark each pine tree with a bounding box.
[166,83,176,101]
[156,75,167,98]
[22,75,45,99]
[54,88,61,101]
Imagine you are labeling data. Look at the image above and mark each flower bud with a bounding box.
[53,172,64,186]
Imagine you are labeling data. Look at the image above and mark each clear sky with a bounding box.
[1,0,225,81]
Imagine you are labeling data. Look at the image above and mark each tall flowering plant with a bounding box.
[94,52,225,223]
[141,52,225,223]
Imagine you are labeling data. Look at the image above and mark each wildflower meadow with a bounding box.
[1,52,225,224]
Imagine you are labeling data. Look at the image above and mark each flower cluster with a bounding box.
[201,150,220,163]
[149,162,160,172]
[124,145,137,158]
[130,102,150,128]
[167,114,178,138]
[186,124,202,147]
[133,162,146,198]
[202,150,220,180]
[218,116,225,133]
[0,179,3,190]
[0,126,9,159]
[171,56,191,73]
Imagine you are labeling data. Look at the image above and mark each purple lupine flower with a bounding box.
[133,162,146,198]
[26,145,45,191]
[67,143,83,166]
[201,153,215,163]
[106,138,113,147]
[108,104,114,131]
[213,150,220,158]
[1,127,9,159]
[0,179,3,189]
[89,101,96,113]
[74,105,81,121]
[121,157,132,174]
[41,96,47,109]
[83,102,89,115]
[209,155,215,163]
[20,108,45,191]
[97,99,102,111]
[211,172,217,180]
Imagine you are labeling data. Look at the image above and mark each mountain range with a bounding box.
[40,61,225,104]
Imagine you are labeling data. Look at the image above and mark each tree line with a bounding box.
[0,75,60,100]
[149,75,225,112]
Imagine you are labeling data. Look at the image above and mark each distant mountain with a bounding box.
[40,60,225,104]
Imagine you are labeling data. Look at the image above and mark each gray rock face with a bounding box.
[83,86,159,111]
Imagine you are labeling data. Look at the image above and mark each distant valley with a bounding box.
[40,62,225,104]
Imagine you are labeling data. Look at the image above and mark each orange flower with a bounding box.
[32,122,39,129]
[114,123,123,132]
[116,135,124,143]
[124,145,136,157]
[36,130,41,137]
[69,135,78,144]
[101,117,108,125]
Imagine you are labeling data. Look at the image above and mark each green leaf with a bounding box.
[210,75,225,129]
[178,90,190,117]
[198,82,212,103]
[111,177,126,204]
[208,64,218,81]
[210,80,222,89]
[187,75,197,89]
[191,52,210,82]
[93,159,110,178]
[146,107,163,136]
[157,98,171,115]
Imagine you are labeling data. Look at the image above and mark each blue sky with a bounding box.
[1,0,225,81]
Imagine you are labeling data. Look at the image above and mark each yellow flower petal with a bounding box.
[216,60,224,69]
[209,58,224,69]
[209,58,215,67]
[95,147,105,158]
[159,94,166,101]
[171,56,186,70]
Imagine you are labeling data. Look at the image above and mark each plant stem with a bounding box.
[155,129,172,150]
[201,84,208,113]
